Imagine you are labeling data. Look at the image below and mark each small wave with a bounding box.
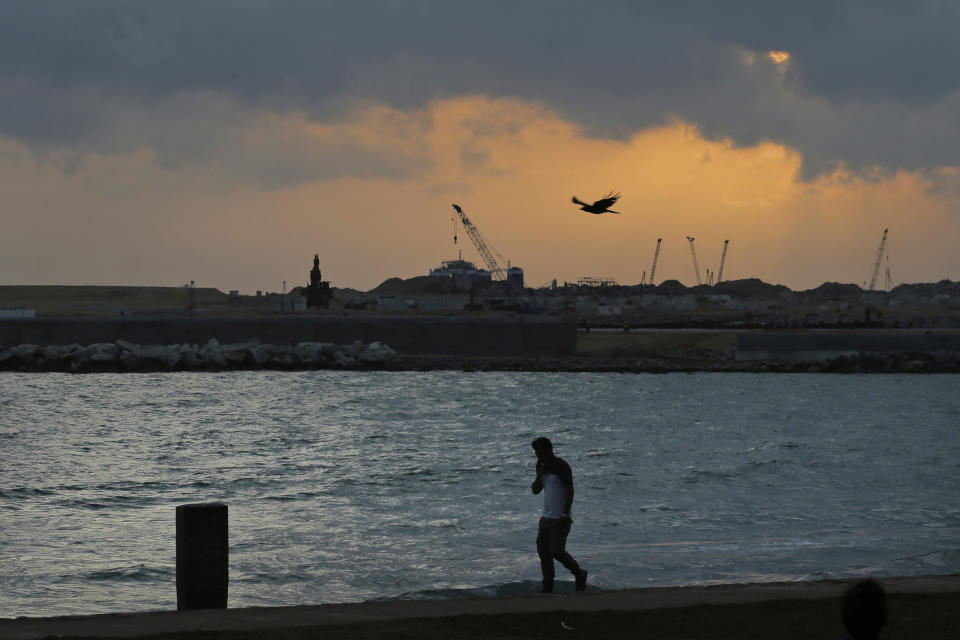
[0,487,56,499]
[888,548,960,571]
[83,564,173,583]
[234,571,314,585]
[264,491,321,502]
[684,459,788,484]
[387,579,586,601]
[401,468,435,477]
[684,468,736,484]
[55,494,164,510]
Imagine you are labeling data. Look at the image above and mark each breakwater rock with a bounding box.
[0,339,398,372]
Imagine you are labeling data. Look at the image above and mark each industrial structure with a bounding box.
[716,239,730,284]
[686,236,702,285]
[429,204,523,288]
[865,228,889,291]
[428,259,492,283]
[648,238,662,286]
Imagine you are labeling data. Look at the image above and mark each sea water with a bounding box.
[1,371,958,618]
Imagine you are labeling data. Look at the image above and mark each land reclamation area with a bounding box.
[2,285,960,372]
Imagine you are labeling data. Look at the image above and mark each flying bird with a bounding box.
[572,192,621,214]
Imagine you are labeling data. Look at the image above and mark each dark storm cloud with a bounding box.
[2,1,958,180]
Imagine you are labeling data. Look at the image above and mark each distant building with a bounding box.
[428,259,492,283]
[305,254,331,308]
[272,294,307,312]
[507,266,524,289]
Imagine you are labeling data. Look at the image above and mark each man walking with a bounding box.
[530,437,587,593]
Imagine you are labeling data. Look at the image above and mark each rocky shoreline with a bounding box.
[0,339,398,373]
[2,339,959,373]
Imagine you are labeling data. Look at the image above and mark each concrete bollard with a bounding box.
[176,503,228,610]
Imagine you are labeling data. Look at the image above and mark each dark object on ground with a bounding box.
[176,503,228,610]
[842,578,888,639]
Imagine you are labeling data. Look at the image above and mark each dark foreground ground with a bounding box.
[2,575,958,640]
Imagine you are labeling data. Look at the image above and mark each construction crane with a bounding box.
[686,236,702,285]
[648,238,662,286]
[884,255,894,292]
[451,204,508,281]
[865,228,888,291]
[640,269,647,285]
[716,239,729,284]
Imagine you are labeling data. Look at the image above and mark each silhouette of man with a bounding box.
[530,437,587,593]
[841,579,888,640]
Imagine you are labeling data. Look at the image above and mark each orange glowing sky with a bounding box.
[2,4,959,292]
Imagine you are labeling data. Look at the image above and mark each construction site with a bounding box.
[0,204,957,331]
[2,204,959,374]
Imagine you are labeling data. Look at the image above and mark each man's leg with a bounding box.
[549,519,588,591]
[536,518,555,592]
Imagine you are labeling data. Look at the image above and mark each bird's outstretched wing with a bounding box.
[571,196,590,207]
[592,191,621,209]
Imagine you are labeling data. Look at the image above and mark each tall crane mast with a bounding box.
[884,255,894,292]
[865,228,888,291]
[686,236,702,285]
[648,238,662,286]
[716,239,729,284]
[451,204,507,281]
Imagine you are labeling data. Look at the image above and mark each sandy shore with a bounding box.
[2,575,958,639]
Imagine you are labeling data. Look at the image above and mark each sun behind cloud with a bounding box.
[1,95,958,291]
[768,50,791,65]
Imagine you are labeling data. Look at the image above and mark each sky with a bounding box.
[2,1,959,293]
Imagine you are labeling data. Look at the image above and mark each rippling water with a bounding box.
[1,371,958,618]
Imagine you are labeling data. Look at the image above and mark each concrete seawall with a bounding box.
[0,316,576,358]
[737,331,960,361]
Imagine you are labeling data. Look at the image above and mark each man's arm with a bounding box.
[561,460,574,517]
[531,461,543,494]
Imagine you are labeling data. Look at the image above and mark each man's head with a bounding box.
[841,579,888,640]
[532,437,554,462]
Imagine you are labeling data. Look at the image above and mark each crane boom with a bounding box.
[451,204,507,280]
[866,228,888,291]
[686,236,702,285]
[649,238,662,286]
[716,239,729,284]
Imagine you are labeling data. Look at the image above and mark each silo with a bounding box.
[507,266,524,288]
